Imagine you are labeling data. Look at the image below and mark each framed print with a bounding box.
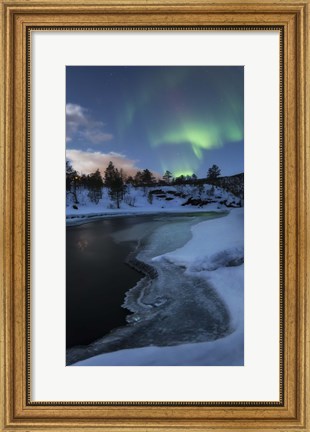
[65,65,245,368]
[1,0,309,430]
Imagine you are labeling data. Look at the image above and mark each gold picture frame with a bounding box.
[1,0,309,430]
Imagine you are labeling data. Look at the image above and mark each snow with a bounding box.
[72,208,244,366]
[154,208,244,330]
[74,330,243,366]
[66,184,241,225]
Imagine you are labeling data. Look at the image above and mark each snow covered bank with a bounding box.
[72,208,244,366]
[155,208,244,331]
[66,206,224,226]
[66,184,242,225]
[74,329,243,366]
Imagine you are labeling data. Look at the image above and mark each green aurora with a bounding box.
[66,66,244,178]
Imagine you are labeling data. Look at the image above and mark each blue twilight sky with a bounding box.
[66,66,244,179]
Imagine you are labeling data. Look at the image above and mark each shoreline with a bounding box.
[70,208,244,366]
[66,206,229,227]
[67,211,231,365]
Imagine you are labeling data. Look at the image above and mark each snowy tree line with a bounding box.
[66,160,228,209]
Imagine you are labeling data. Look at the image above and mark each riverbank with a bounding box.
[68,208,244,366]
[66,184,242,226]
[66,205,226,226]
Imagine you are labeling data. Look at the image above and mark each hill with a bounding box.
[66,173,244,222]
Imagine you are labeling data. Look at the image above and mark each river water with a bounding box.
[66,212,230,365]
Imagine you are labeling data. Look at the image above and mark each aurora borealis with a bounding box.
[66,66,244,178]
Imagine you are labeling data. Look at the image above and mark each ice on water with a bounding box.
[68,209,244,366]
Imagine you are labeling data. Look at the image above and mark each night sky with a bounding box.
[66,66,244,178]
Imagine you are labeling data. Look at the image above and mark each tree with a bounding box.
[134,171,143,186]
[104,161,117,188]
[87,169,103,204]
[197,183,204,198]
[147,191,153,205]
[66,160,73,191]
[174,175,185,185]
[104,161,125,209]
[207,164,221,179]
[80,173,88,188]
[88,169,103,188]
[133,169,156,187]
[141,169,155,185]
[163,170,173,184]
[66,160,79,204]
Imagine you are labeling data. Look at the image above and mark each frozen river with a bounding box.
[66,212,231,365]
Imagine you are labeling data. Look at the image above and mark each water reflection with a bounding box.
[77,239,89,252]
[66,213,224,349]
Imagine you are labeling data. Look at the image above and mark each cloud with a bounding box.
[66,103,113,145]
[66,149,143,177]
